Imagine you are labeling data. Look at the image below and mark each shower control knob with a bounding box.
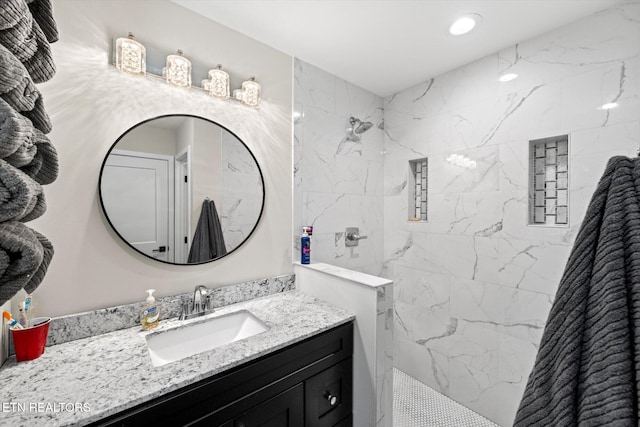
[345,227,367,247]
[346,233,367,241]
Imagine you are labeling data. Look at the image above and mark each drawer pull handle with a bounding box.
[326,393,338,406]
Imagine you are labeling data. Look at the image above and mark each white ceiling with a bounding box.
[173,0,623,97]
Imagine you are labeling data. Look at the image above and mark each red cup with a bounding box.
[11,317,51,362]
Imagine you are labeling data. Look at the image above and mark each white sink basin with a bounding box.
[146,310,269,367]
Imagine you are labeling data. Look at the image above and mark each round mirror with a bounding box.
[98,115,265,265]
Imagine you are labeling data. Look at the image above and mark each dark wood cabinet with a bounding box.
[305,358,352,426]
[90,321,353,427]
[234,384,304,427]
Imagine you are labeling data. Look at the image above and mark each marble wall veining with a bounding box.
[293,59,385,274]
[383,3,640,426]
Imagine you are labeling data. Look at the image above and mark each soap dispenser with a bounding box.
[141,289,160,330]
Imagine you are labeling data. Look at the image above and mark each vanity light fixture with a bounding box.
[163,50,192,88]
[115,32,146,75]
[202,64,230,99]
[498,73,518,82]
[112,34,262,108]
[449,14,481,36]
[241,77,261,107]
[599,102,619,110]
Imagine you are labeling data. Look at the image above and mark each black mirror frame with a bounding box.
[97,114,266,266]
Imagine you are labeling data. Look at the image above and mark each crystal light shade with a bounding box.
[241,77,261,107]
[164,50,192,88]
[115,33,146,75]
[204,65,230,98]
[233,89,244,101]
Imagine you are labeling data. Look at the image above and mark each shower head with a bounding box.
[355,121,373,134]
[345,116,374,142]
[349,116,374,135]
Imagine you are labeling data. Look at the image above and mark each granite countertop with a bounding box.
[0,291,354,426]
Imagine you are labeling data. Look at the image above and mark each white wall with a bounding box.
[117,125,177,157]
[384,3,640,426]
[293,60,384,275]
[28,0,293,317]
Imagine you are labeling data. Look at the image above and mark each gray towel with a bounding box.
[0,98,57,184]
[0,43,52,133]
[0,221,44,306]
[0,3,37,63]
[0,97,33,158]
[0,0,55,83]
[0,158,45,222]
[23,227,53,294]
[20,128,57,185]
[187,199,227,263]
[20,18,55,83]
[0,0,28,31]
[515,156,640,426]
[27,0,58,43]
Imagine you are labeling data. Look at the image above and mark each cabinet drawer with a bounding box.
[235,384,304,427]
[304,358,352,427]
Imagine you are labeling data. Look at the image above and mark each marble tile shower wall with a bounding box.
[294,59,385,274]
[383,3,640,426]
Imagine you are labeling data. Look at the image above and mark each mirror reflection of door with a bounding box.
[174,148,191,264]
[102,150,174,262]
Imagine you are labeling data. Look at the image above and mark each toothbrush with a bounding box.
[18,303,27,328]
[3,311,24,330]
[24,294,31,316]
[23,294,32,322]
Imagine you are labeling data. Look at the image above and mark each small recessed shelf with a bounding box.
[528,135,569,227]
[408,158,428,222]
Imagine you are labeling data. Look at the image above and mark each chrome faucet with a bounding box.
[193,285,207,312]
[179,285,214,320]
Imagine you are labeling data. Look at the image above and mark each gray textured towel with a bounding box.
[0,221,44,306]
[27,0,58,43]
[0,38,26,91]
[23,227,53,294]
[515,156,640,427]
[0,0,55,83]
[0,3,37,63]
[0,99,58,184]
[0,0,28,31]
[20,93,51,134]
[20,128,57,185]
[0,97,32,158]
[21,18,55,83]
[0,43,52,133]
[0,158,45,222]
[187,199,227,263]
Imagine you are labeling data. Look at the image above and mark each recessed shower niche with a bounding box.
[528,135,569,226]
[408,158,428,222]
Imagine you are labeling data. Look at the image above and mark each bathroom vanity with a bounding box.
[0,291,354,427]
[93,322,353,426]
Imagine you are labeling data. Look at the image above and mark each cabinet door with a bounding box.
[235,384,304,427]
[305,358,352,427]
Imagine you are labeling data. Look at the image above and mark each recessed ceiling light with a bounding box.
[498,73,518,82]
[599,102,619,110]
[449,14,481,36]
